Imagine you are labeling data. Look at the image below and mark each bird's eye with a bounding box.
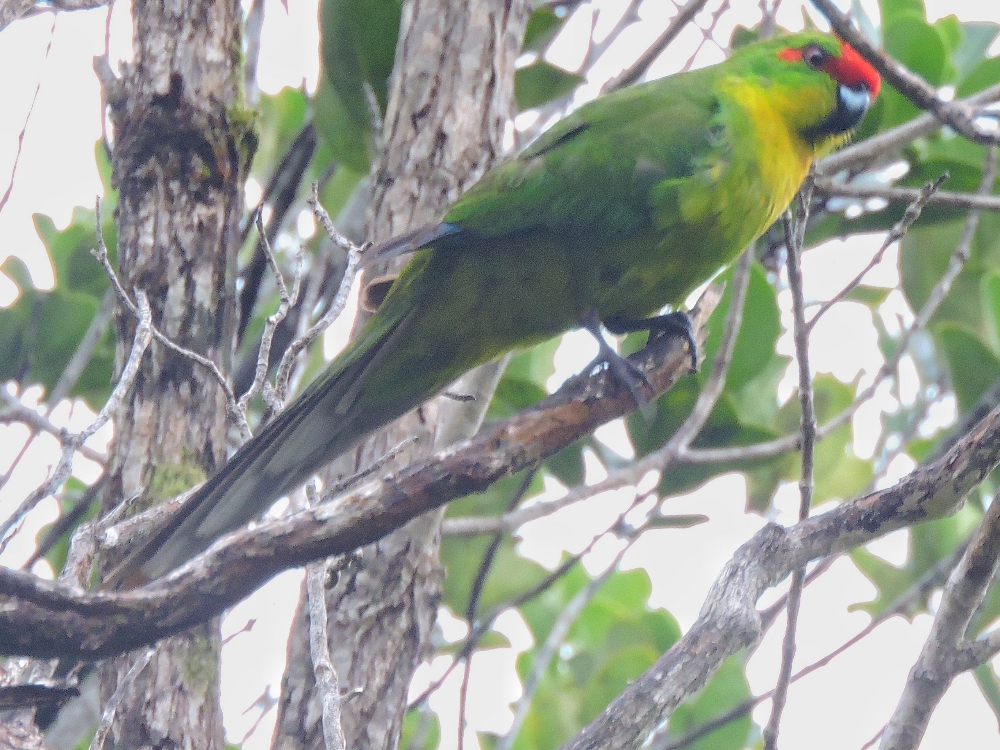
[802,44,829,70]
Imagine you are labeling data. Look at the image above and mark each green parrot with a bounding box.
[114,31,880,584]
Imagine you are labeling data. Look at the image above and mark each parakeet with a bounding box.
[114,31,880,583]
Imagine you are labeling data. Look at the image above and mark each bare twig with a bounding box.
[237,122,319,343]
[457,656,471,750]
[239,686,279,744]
[763,182,816,750]
[814,180,1000,213]
[581,0,642,74]
[89,647,154,750]
[0,14,53,215]
[305,488,346,750]
[604,0,710,93]
[362,81,384,150]
[0,392,106,464]
[807,175,948,331]
[238,210,303,421]
[0,291,152,549]
[271,185,364,405]
[91,204,249,435]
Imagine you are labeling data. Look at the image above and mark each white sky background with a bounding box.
[1,0,1000,748]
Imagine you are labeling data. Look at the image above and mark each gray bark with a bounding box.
[272,2,529,748]
[97,0,251,745]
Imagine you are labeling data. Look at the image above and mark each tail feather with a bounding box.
[107,309,413,586]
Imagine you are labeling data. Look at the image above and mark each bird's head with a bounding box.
[732,32,881,153]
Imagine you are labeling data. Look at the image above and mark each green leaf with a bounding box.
[646,513,710,529]
[907,437,936,463]
[703,261,782,392]
[881,18,948,127]
[252,88,309,180]
[981,272,1000,353]
[577,640,661,721]
[0,212,116,408]
[974,664,1000,728]
[489,375,548,420]
[440,524,551,617]
[502,337,560,389]
[544,438,589,487]
[885,16,947,83]
[318,163,365,221]
[319,0,401,130]
[901,219,983,331]
[932,15,962,59]
[936,324,1000,413]
[951,22,1000,84]
[33,210,114,296]
[515,61,584,110]
[518,563,591,648]
[907,135,989,190]
[400,708,440,750]
[667,654,753,750]
[510,569,681,750]
[780,375,873,503]
[509,669,581,750]
[727,354,789,432]
[846,285,893,307]
[523,6,567,52]
[851,507,980,618]
[438,629,511,653]
[878,0,926,26]
[957,54,1000,99]
[313,75,371,172]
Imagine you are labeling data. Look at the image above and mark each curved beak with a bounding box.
[806,83,873,141]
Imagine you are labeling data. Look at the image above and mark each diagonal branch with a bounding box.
[0,289,719,658]
[557,394,1000,750]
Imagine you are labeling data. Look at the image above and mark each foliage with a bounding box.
[5,0,1000,748]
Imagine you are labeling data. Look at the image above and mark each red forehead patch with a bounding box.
[777,39,881,98]
[831,40,881,98]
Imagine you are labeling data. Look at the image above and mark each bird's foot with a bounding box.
[605,310,698,374]
[580,310,654,410]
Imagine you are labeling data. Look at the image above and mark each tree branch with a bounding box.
[0,290,718,658]
[558,394,1000,750]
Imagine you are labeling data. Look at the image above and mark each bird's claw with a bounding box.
[580,310,653,410]
[605,310,698,374]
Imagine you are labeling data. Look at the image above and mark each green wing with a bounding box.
[444,66,724,243]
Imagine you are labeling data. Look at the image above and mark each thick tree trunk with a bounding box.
[98,0,251,745]
[272,2,529,748]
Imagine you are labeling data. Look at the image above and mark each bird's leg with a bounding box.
[604,311,699,374]
[579,310,653,409]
